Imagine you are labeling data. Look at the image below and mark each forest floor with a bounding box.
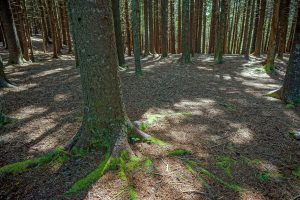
[0,38,300,200]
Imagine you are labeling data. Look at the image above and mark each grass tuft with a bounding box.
[145,137,168,146]
[169,149,191,156]
[128,186,139,200]
[292,166,300,179]
[215,156,236,177]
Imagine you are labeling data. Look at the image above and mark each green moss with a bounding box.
[215,156,236,177]
[286,104,296,109]
[0,147,68,175]
[257,171,283,181]
[145,137,168,146]
[65,153,112,195]
[186,160,244,193]
[144,158,153,168]
[264,64,274,73]
[128,186,139,200]
[240,156,262,166]
[169,149,191,156]
[292,166,300,179]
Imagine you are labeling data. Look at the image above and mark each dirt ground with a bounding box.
[0,38,300,200]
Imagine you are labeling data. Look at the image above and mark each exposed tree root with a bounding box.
[0,77,16,88]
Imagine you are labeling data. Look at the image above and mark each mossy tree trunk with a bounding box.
[161,0,168,57]
[131,0,142,75]
[181,0,190,63]
[112,0,126,66]
[281,3,300,103]
[67,0,136,156]
[0,0,23,65]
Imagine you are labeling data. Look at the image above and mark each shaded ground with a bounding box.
[0,40,300,199]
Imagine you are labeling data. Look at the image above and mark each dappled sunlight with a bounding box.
[240,189,266,200]
[15,106,48,120]
[54,93,70,102]
[229,127,254,145]
[30,66,73,79]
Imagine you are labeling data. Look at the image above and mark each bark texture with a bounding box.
[181,0,190,63]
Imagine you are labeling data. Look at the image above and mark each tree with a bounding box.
[265,0,281,71]
[242,0,251,59]
[251,0,261,53]
[253,0,266,57]
[215,0,228,64]
[169,0,176,54]
[277,0,291,59]
[208,0,217,53]
[0,55,13,88]
[144,0,150,56]
[125,0,132,56]
[202,0,207,53]
[281,2,300,103]
[47,0,59,58]
[0,0,24,64]
[161,0,168,57]
[177,0,182,53]
[67,0,151,157]
[131,0,142,75]
[181,0,190,63]
[112,0,126,66]
[148,0,154,54]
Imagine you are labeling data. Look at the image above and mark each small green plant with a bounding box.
[145,137,168,146]
[292,166,300,179]
[169,149,191,156]
[264,64,274,73]
[128,186,139,200]
[240,156,262,166]
[286,104,296,109]
[215,156,236,177]
[257,171,282,181]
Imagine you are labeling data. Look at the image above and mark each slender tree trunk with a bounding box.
[144,0,150,56]
[47,0,58,58]
[63,1,72,54]
[238,1,246,54]
[190,0,195,56]
[177,0,182,53]
[251,0,260,53]
[286,8,298,52]
[0,55,13,88]
[282,3,300,103]
[154,0,160,53]
[181,0,190,63]
[253,0,266,56]
[170,0,176,54]
[231,0,240,54]
[38,0,48,52]
[242,0,251,59]
[202,0,207,53]
[265,0,281,71]
[208,0,217,53]
[278,0,291,59]
[59,1,67,46]
[125,0,132,56]
[149,0,154,54]
[112,0,126,66]
[161,0,168,57]
[215,0,228,64]
[0,0,23,64]
[132,0,142,75]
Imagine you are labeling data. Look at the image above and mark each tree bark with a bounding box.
[170,0,176,54]
[161,0,168,57]
[144,0,150,56]
[253,0,266,56]
[286,7,298,52]
[132,0,142,75]
[181,0,190,63]
[242,0,251,59]
[202,0,207,53]
[46,0,58,58]
[277,0,291,59]
[208,0,217,53]
[0,0,23,64]
[125,0,132,56]
[148,0,154,53]
[282,3,300,103]
[177,0,182,53]
[112,0,126,66]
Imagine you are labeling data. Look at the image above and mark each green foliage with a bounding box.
[264,64,274,73]
[71,147,89,157]
[215,156,236,177]
[65,153,112,195]
[292,166,300,179]
[145,137,168,146]
[169,149,192,156]
[144,158,153,168]
[286,104,296,109]
[186,160,243,193]
[0,113,16,128]
[257,171,283,181]
[0,147,68,175]
[240,156,262,166]
[128,186,139,200]
[286,96,300,109]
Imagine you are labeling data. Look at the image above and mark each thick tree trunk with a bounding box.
[253,0,266,56]
[132,0,142,75]
[277,0,291,59]
[112,0,126,66]
[0,0,23,64]
[282,3,300,103]
[161,0,168,57]
[181,0,190,63]
[67,0,131,155]
[265,0,281,71]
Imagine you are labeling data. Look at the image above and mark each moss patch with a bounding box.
[0,147,68,175]
[240,156,262,166]
[145,137,168,146]
[257,171,283,181]
[215,156,236,177]
[128,186,139,200]
[292,166,300,179]
[169,149,191,156]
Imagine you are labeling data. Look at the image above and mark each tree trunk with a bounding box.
[38,0,48,52]
[202,0,207,53]
[286,8,298,52]
[265,0,281,71]
[242,0,251,59]
[161,0,168,57]
[0,0,23,64]
[215,0,228,64]
[112,0,126,66]
[125,0,132,56]
[177,0,182,53]
[154,0,160,53]
[63,1,72,54]
[253,0,266,56]
[251,0,260,53]
[170,0,176,54]
[208,0,217,53]
[190,0,194,56]
[181,0,190,63]
[282,3,300,103]
[148,0,154,54]
[47,0,58,58]
[277,0,291,59]
[132,0,142,75]
[231,0,240,54]
[0,55,13,88]
[144,0,150,56]
[67,0,132,156]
